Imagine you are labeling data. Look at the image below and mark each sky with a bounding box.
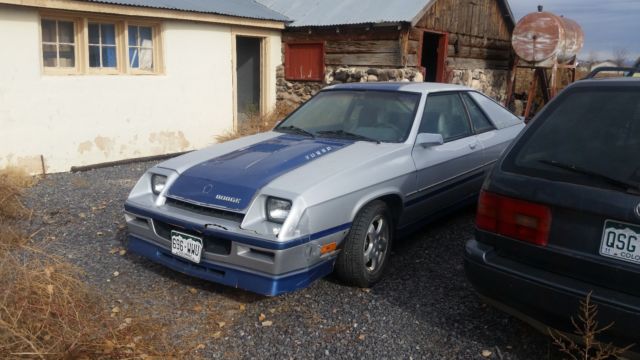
[508,0,640,62]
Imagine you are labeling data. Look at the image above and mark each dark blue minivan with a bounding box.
[465,76,640,350]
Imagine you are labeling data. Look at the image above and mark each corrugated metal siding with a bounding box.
[256,0,433,27]
[80,0,289,21]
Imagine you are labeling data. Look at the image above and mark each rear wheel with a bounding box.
[335,201,393,287]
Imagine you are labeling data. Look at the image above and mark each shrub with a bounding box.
[0,168,174,359]
[215,103,295,143]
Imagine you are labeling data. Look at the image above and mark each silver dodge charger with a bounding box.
[124,82,524,296]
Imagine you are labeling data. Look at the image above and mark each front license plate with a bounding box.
[599,220,640,265]
[171,230,203,264]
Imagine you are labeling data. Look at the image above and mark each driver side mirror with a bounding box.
[416,133,444,148]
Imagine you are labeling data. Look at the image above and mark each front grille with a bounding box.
[153,220,232,255]
[165,197,244,223]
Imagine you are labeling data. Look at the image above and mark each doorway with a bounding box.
[236,36,262,124]
[421,32,448,83]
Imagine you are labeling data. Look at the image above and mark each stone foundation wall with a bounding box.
[276,65,509,107]
[276,66,424,107]
[449,68,509,103]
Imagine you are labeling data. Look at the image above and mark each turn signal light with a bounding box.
[476,191,551,246]
[320,242,337,255]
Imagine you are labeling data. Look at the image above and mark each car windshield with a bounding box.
[275,90,421,143]
[505,86,640,192]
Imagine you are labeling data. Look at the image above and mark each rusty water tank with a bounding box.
[512,7,584,64]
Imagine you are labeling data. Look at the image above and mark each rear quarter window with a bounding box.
[468,92,522,129]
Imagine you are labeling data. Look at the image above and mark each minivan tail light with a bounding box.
[476,191,551,246]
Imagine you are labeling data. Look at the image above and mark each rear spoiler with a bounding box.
[584,66,640,79]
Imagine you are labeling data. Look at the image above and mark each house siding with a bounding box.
[0,4,281,174]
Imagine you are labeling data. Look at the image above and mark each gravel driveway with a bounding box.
[25,161,554,359]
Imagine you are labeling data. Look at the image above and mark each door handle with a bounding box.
[469,141,478,150]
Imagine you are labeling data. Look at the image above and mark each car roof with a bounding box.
[323,82,473,94]
[575,77,640,86]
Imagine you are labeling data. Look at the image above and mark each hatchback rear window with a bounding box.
[504,86,640,191]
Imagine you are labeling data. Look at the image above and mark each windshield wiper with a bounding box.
[276,125,315,138]
[316,130,380,144]
[538,159,639,192]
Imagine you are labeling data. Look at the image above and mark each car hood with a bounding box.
[165,134,355,211]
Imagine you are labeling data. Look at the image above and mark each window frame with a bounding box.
[125,22,162,75]
[85,18,124,75]
[40,14,82,75]
[39,12,163,76]
[420,91,474,143]
[284,42,325,81]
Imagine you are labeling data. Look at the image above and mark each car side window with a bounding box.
[461,92,495,134]
[468,92,522,129]
[419,93,472,142]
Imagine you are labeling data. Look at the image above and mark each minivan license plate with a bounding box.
[171,230,203,264]
[599,220,640,265]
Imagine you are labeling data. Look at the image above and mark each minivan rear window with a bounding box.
[504,86,640,191]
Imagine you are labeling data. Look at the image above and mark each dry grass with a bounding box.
[0,167,34,220]
[549,292,634,360]
[0,168,181,359]
[215,104,295,143]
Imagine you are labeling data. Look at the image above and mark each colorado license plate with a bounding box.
[599,220,640,265]
[171,230,203,263]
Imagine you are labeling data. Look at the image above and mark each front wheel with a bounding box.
[335,201,393,287]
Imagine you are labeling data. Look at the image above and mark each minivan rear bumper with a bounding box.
[464,239,640,348]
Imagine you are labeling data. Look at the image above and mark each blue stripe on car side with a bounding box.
[404,171,486,207]
[167,134,354,211]
[124,203,351,250]
[128,235,336,296]
[310,222,352,241]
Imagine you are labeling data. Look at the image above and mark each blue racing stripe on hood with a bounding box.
[166,134,353,211]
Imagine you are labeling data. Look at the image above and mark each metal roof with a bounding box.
[256,0,431,27]
[81,0,289,22]
[257,0,516,28]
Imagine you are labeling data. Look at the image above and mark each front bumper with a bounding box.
[124,201,348,296]
[464,239,640,348]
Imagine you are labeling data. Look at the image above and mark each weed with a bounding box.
[549,292,634,360]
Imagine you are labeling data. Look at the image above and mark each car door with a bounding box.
[404,92,485,226]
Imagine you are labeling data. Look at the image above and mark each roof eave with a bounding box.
[0,0,287,29]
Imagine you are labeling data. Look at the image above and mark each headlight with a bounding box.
[151,174,167,195]
[266,197,291,223]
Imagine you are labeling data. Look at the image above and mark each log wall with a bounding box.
[278,0,516,104]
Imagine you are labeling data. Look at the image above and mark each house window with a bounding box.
[88,23,117,68]
[128,25,154,71]
[39,12,162,75]
[285,43,324,81]
[41,19,76,68]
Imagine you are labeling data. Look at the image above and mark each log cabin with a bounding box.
[257,0,516,105]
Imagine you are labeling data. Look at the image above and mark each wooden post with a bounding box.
[524,71,538,121]
[504,57,519,107]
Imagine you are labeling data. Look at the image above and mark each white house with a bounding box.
[0,0,287,174]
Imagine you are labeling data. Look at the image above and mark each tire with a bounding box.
[335,200,393,287]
